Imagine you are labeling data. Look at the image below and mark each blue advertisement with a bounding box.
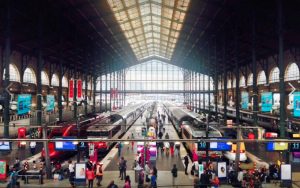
[261,92,273,112]
[17,94,32,115]
[54,137,77,151]
[46,95,55,112]
[293,92,300,117]
[241,92,249,110]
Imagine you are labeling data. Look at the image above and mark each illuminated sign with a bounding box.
[0,142,10,151]
[266,142,288,151]
[69,79,74,100]
[77,79,82,98]
[197,141,207,151]
[54,137,77,151]
[265,132,278,139]
[209,139,232,151]
[261,92,273,112]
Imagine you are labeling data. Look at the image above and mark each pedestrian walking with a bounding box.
[119,157,127,180]
[29,141,36,155]
[8,167,18,188]
[150,173,157,188]
[124,175,131,188]
[95,162,103,186]
[184,155,189,175]
[117,142,123,158]
[171,164,178,185]
[144,161,151,182]
[86,167,95,188]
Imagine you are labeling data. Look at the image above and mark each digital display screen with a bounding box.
[209,141,232,151]
[54,137,77,151]
[266,142,288,151]
[261,92,273,112]
[46,95,55,112]
[241,92,249,110]
[290,143,300,152]
[0,142,10,151]
[197,141,207,151]
[294,92,300,117]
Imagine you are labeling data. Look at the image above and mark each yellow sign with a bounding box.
[293,134,300,138]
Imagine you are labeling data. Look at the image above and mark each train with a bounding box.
[42,113,108,160]
[86,102,149,152]
[164,102,247,162]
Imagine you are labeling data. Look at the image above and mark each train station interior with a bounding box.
[0,0,300,187]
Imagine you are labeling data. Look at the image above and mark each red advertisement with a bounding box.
[0,160,6,180]
[77,79,82,98]
[69,79,74,100]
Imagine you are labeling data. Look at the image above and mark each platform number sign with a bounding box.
[290,143,300,152]
[197,141,207,151]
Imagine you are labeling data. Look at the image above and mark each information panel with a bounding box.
[266,142,288,151]
[17,94,32,115]
[46,95,55,112]
[241,92,249,110]
[54,137,77,151]
[261,92,273,112]
[294,92,300,117]
[0,142,10,151]
[197,141,207,151]
[281,164,292,180]
[209,141,232,151]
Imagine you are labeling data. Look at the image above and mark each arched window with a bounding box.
[227,79,232,89]
[62,76,68,87]
[51,74,59,86]
[41,71,49,85]
[82,80,86,89]
[23,68,36,84]
[257,71,266,85]
[240,76,246,87]
[269,67,279,83]
[4,64,20,82]
[247,73,253,86]
[285,63,300,81]
[232,77,236,88]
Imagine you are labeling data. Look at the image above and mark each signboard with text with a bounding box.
[46,95,55,112]
[241,92,249,110]
[17,94,32,115]
[266,142,288,151]
[54,137,77,151]
[69,79,74,101]
[77,79,82,98]
[0,160,6,180]
[294,92,300,117]
[261,92,273,112]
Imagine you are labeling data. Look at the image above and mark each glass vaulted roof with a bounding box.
[107,0,190,61]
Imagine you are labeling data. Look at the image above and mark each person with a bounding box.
[169,142,175,156]
[171,164,178,185]
[237,168,244,186]
[86,167,95,188]
[95,162,103,186]
[29,141,37,155]
[8,167,18,188]
[131,133,135,150]
[119,157,127,180]
[150,173,157,188]
[144,161,151,182]
[13,158,20,170]
[210,176,220,188]
[107,180,118,188]
[199,170,210,188]
[184,155,189,175]
[32,161,37,170]
[124,175,131,188]
[152,166,157,178]
[69,162,75,188]
[165,133,169,139]
[158,131,163,139]
[138,168,144,187]
[117,142,123,158]
[174,143,180,157]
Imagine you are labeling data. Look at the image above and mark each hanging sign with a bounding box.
[77,79,82,98]
[46,95,55,112]
[293,92,300,117]
[261,92,273,112]
[17,94,32,115]
[241,92,249,110]
[69,79,74,100]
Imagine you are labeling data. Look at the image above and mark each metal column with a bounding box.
[105,74,108,111]
[99,76,102,112]
[277,0,286,138]
[84,74,88,115]
[58,62,63,121]
[252,9,258,126]
[73,73,77,119]
[93,76,96,114]
[223,36,228,125]
[3,0,11,138]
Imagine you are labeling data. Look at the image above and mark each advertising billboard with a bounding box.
[294,92,300,117]
[266,142,288,151]
[69,79,74,101]
[77,79,82,98]
[0,142,10,151]
[46,95,55,112]
[17,94,32,115]
[241,92,249,110]
[0,160,7,180]
[261,92,273,112]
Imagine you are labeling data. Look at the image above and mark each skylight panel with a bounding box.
[107,0,190,61]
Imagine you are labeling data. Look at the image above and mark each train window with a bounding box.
[182,128,190,139]
[112,125,121,136]
[87,131,109,137]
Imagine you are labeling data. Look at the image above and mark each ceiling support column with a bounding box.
[198,72,201,113]
[93,75,96,114]
[58,62,63,122]
[105,74,108,111]
[214,39,218,118]
[235,24,240,126]
[84,73,88,116]
[252,9,258,126]
[99,76,102,112]
[73,71,78,119]
[277,0,286,138]
[223,36,228,126]
[3,0,11,138]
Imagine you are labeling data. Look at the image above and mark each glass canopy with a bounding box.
[107,0,190,61]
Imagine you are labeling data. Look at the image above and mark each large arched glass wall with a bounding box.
[125,60,184,91]
[41,71,49,85]
[8,64,20,82]
[269,67,279,83]
[285,63,299,81]
[23,68,36,84]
